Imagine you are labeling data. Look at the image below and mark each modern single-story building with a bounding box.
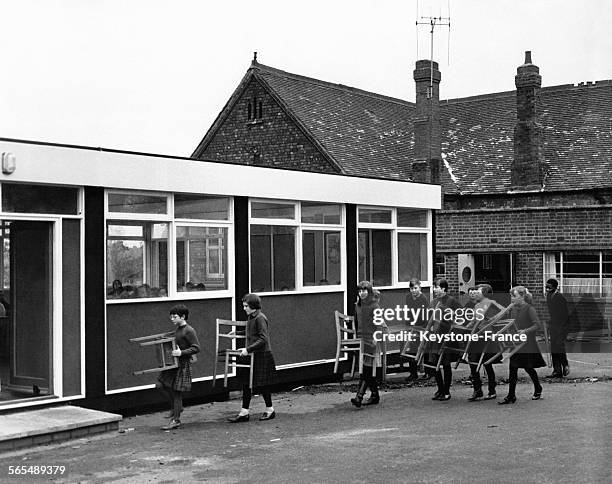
[0,138,440,412]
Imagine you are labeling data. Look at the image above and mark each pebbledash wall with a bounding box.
[0,138,440,413]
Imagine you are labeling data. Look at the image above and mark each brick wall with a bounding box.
[436,206,612,252]
[444,189,612,210]
[195,78,337,173]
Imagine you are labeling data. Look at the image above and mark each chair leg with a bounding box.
[224,352,229,388]
[334,344,341,374]
[249,354,254,389]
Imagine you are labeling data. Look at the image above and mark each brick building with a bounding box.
[193,52,612,336]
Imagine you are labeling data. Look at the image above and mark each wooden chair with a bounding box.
[478,318,527,371]
[129,332,178,375]
[333,310,382,379]
[400,302,441,370]
[213,319,255,389]
[459,302,514,369]
[334,311,360,377]
[434,324,473,371]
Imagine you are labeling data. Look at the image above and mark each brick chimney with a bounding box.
[512,51,544,188]
[412,59,441,184]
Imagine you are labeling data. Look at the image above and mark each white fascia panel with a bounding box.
[0,141,441,209]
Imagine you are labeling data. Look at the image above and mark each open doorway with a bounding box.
[0,220,53,403]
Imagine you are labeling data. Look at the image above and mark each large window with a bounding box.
[249,200,344,293]
[358,206,431,287]
[106,191,232,300]
[544,251,612,296]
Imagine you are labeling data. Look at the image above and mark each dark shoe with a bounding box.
[351,396,363,408]
[498,396,516,405]
[259,411,276,421]
[468,390,483,402]
[362,395,380,406]
[439,394,451,401]
[227,414,250,423]
[532,385,543,400]
[431,391,443,400]
[562,365,570,377]
[483,393,497,400]
[546,372,562,379]
[161,419,181,430]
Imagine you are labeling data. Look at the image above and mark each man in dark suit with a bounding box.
[545,278,570,378]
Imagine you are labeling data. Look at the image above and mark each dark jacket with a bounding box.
[430,293,461,333]
[246,310,273,354]
[405,293,429,327]
[546,291,569,338]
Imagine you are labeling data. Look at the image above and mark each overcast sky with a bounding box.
[1,0,610,156]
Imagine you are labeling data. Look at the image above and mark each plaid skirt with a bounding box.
[158,360,192,392]
[237,351,276,388]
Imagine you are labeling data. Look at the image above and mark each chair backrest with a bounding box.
[216,319,247,348]
[334,310,356,340]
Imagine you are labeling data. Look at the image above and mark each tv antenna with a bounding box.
[416,0,451,98]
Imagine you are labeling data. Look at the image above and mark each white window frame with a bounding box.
[358,205,432,290]
[248,198,345,295]
[105,189,234,303]
[543,251,611,297]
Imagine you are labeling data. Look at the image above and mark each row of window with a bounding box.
[544,251,612,296]
[105,192,432,300]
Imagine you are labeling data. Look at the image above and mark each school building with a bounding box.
[0,138,439,412]
[1,49,610,414]
[193,51,612,337]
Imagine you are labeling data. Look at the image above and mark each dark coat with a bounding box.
[509,304,546,369]
[355,295,383,368]
[404,293,429,327]
[239,310,276,387]
[546,291,569,350]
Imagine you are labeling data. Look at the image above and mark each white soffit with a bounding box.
[0,141,441,209]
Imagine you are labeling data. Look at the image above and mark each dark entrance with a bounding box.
[474,253,514,306]
[0,220,53,402]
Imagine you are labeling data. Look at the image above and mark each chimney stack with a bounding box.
[412,59,441,184]
[512,51,544,188]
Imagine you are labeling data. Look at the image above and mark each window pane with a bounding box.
[301,202,341,224]
[176,226,228,292]
[108,193,167,214]
[398,233,428,282]
[106,221,168,299]
[174,194,229,220]
[358,229,391,286]
[358,207,392,224]
[397,208,428,228]
[251,202,295,219]
[303,231,341,286]
[562,252,600,295]
[2,183,79,215]
[250,225,295,291]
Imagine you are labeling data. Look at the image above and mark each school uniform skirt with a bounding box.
[158,360,193,392]
[509,334,546,369]
[238,351,277,388]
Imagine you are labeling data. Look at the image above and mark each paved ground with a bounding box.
[0,354,610,483]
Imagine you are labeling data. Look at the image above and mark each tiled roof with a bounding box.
[441,81,612,194]
[253,63,415,180]
[199,62,612,194]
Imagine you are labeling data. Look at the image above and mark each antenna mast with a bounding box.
[416,13,450,98]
